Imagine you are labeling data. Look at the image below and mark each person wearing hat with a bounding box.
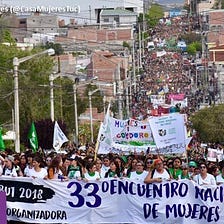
[188,161,197,179]
[2,155,18,177]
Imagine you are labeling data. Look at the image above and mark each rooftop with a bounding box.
[101,9,138,16]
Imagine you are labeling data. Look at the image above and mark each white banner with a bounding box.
[150,95,166,105]
[98,117,154,154]
[2,177,224,223]
[171,98,188,108]
[99,137,191,155]
[207,148,224,162]
[111,118,153,145]
[149,114,186,149]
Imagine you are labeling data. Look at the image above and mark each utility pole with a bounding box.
[125,78,130,118]
[89,5,91,24]
[138,23,142,73]
[88,88,100,143]
[49,73,55,122]
[73,83,78,144]
[132,35,136,93]
[117,63,123,120]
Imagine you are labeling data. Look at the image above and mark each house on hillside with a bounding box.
[209,45,224,102]
[206,10,224,47]
[169,8,182,17]
[87,50,128,81]
[3,12,65,44]
[100,8,138,28]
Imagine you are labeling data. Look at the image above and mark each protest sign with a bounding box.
[149,113,186,150]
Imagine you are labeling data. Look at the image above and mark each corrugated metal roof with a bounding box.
[101,9,138,16]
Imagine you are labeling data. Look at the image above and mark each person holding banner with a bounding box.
[192,162,217,187]
[83,162,101,181]
[125,158,138,177]
[0,154,4,175]
[100,155,111,178]
[105,159,121,178]
[2,155,18,177]
[19,154,28,176]
[67,157,82,180]
[46,155,68,181]
[95,157,103,177]
[144,158,154,172]
[129,160,148,181]
[26,155,47,179]
[114,156,125,177]
[216,163,224,185]
[24,152,34,177]
[168,157,183,180]
[144,159,172,184]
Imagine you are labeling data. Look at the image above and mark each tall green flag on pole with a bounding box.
[28,122,38,152]
[0,128,5,151]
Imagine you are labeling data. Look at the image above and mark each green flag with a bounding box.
[0,128,5,151]
[28,122,38,152]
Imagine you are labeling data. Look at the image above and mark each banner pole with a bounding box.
[94,140,100,161]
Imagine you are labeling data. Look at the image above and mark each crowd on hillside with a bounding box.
[130,15,210,120]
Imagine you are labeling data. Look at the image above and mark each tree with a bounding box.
[0,45,54,143]
[190,104,224,143]
[179,33,201,45]
[213,0,224,9]
[145,4,164,28]
[2,30,16,45]
[187,41,202,55]
[21,119,68,150]
[45,42,64,55]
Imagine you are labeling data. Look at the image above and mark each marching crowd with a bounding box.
[131,15,208,120]
[0,144,223,188]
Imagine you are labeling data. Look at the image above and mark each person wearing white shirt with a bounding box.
[129,160,148,181]
[215,165,224,185]
[100,156,110,178]
[83,162,101,181]
[0,154,5,175]
[144,159,172,184]
[2,155,18,177]
[26,156,47,179]
[193,163,216,187]
[24,153,34,177]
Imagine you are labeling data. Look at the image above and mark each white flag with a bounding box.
[53,121,69,151]
[97,103,113,154]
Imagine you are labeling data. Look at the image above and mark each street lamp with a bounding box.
[49,72,60,122]
[13,48,55,153]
